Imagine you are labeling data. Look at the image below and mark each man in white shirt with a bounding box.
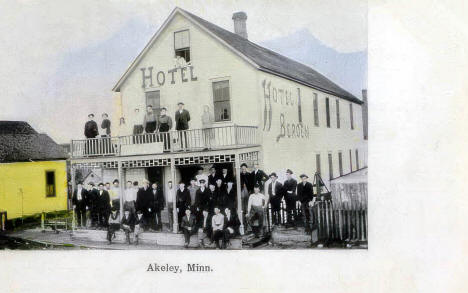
[124,181,137,215]
[211,207,225,249]
[110,179,121,211]
[247,184,267,238]
[195,168,208,187]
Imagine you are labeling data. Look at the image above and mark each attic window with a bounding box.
[174,30,190,63]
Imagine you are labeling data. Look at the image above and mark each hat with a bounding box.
[161,107,167,111]
[179,180,185,184]
[88,113,94,118]
[98,183,104,186]
[269,172,277,178]
[199,179,206,183]
[113,179,119,184]
[286,169,293,174]
[299,174,309,179]
[254,183,261,188]
[190,178,196,182]
[240,163,248,168]
[177,102,184,105]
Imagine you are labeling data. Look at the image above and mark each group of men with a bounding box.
[72,180,121,229]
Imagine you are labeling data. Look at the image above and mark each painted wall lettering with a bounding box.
[141,65,198,88]
[262,79,310,142]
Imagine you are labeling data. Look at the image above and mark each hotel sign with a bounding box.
[140,65,198,88]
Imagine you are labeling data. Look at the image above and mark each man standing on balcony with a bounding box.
[132,108,144,141]
[283,169,298,227]
[84,113,98,155]
[101,113,112,154]
[143,105,158,143]
[158,107,173,150]
[201,105,214,149]
[175,102,190,149]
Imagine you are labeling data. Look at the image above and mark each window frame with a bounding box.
[349,149,353,172]
[173,29,191,63]
[336,99,340,129]
[325,97,331,128]
[350,103,354,130]
[355,149,360,170]
[211,78,233,123]
[328,152,333,180]
[45,170,56,197]
[313,93,319,126]
[145,90,161,117]
[338,151,343,176]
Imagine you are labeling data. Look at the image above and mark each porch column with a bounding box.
[171,159,178,233]
[118,161,124,217]
[70,164,76,232]
[234,153,244,235]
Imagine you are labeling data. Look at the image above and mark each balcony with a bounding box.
[70,125,259,159]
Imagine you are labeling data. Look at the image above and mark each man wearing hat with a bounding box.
[175,102,190,149]
[176,181,190,229]
[250,163,268,192]
[84,113,99,154]
[97,182,111,229]
[72,182,88,228]
[297,174,315,233]
[283,169,298,227]
[195,179,209,214]
[158,107,173,150]
[267,172,284,226]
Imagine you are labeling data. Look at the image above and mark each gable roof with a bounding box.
[0,121,68,163]
[113,7,362,104]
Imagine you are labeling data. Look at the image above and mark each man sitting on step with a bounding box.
[181,209,197,248]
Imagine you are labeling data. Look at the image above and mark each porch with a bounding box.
[70,125,259,158]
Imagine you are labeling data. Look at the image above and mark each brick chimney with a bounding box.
[232,12,248,39]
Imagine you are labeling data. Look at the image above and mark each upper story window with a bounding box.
[174,30,190,63]
[325,97,331,128]
[45,171,56,197]
[336,99,340,129]
[146,91,161,116]
[350,103,354,130]
[313,93,319,126]
[212,80,231,122]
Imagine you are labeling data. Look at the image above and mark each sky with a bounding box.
[0,0,367,143]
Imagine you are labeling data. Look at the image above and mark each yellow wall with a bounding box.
[0,160,68,219]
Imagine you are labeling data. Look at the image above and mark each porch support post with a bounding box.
[171,159,178,233]
[234,152,244,235]
[118,161,124,217]
[70,164,76,232]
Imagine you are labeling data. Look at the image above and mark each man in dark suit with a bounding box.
[181,209,197,248]
[223,207,240,248]
[84,113,99,154]
[151,182,165,231]
[194,179,209,216]
[176,182,190,229]
[214,178,228,211]
[136,180,153,231]
[72,182,87,228]
[86,182,99,228]
[197,209,212,248]
[207,167,217,187]
[297,174,315,232]
[225,181,237,212]
[267,173,284,226]
[283,169,298,227]
[175,102,190,149]
[251,163,268,192]
[206,184,217,216]
[97,183,111,228]
[219,167,233,187]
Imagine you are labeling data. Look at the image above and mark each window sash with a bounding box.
[338,152,343,176]
[350,103,354,129]
[336,100,340,128]
[313,94,319,126]
[326,98,330,128]
[349,149,353,172]
[328,153,333,180]
[355,149,359,169]
[174,30,190,50]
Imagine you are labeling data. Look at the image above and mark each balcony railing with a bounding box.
[71,125,259,158]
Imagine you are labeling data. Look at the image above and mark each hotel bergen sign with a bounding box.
[262,79,310,142]
[140,65,198,88]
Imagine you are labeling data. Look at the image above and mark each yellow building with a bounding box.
[0,121,68,220]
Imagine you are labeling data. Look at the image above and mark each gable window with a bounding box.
[350,103,354,130]
[212,80,231,122]
[146,91,161,116]
[313,93,319,126]
[338,151,343,176]
[336,99,340,129]
[328,153,333,180]
[174,30,190,63]
[46,171,56,197]
[325,97,330,128]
